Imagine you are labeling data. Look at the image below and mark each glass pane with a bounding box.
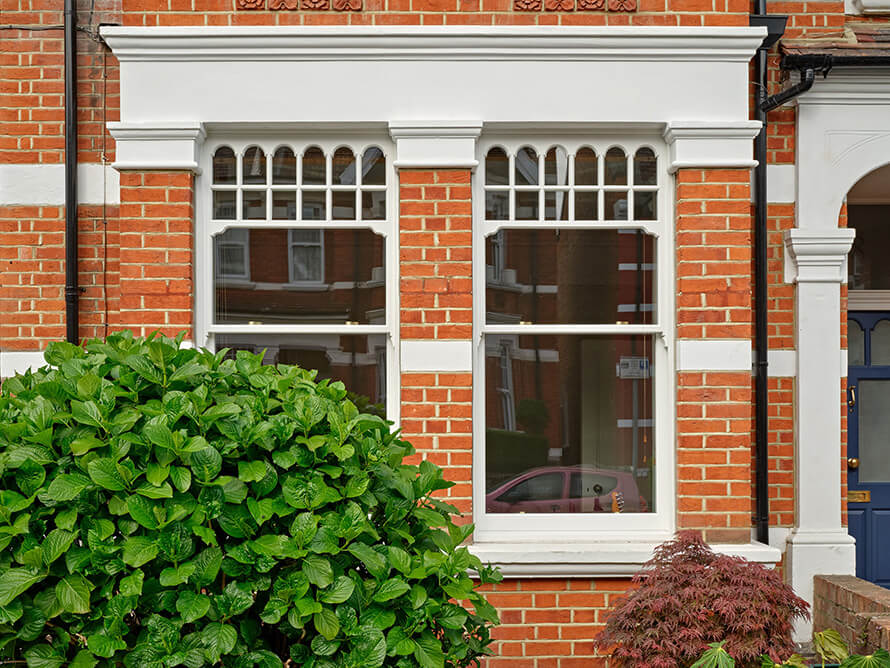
[242,191,266,220]
[302,147,326,185]
[485,229,656,325]
[332,147,356,186]
[634,191,657,221]
[857,379,890,483]
[213,146,236,185]
[871,320,890,365]
[575,191,597,220]
[362,190,386,220]
[515,146,538,186]
[218,245,246,277]
[302,191,326,220]
[215,334,387,418]
[242,146,266,185]
[633,147,657,186]
[213,191,236,220]
[292,246,322,282]
[484,334,654,513]
[849,320,865,366]
[575,148,597,186]
[605,147,628,186]
[544,147,568,186]
[544,191,568,221]
[605,191,628,220]
[848,205,890,290]
[272,191,297,220]
[486,191,508,221]
[214,228,385,325]
[486,147,509,186]
[272,147,296,184]
[332,191,357,220]
[515,191,538,221]
[361,147,386,186]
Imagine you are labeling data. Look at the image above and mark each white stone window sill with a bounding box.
[469,541,782,578]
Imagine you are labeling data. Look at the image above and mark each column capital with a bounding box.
[784,228,856,284]
[108,122,206,173]
[388,121,482,170]
[662,121,761,174]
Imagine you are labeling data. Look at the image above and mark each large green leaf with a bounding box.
[45,473,91,502]
[348,543,388,580]
[88,458,127,491]
[0,568,43,606]
[202,622,237,657]
[320,576,355,604]
[23,644,65,668]
[127,495,159,530]
[413,633,445,668]
[41,529,77,566]
[70,400,104,429]
[313,608,340,641]
[372,578,411,603]
[122,536,159,567]
[176,591,211,624]
[56,575,91,614]
[302,554,333,588]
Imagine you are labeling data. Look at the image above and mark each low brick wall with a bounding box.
[814,575,890,653]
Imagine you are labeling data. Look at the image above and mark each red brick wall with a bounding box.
[675,168,754,543]
[116,171,194,337]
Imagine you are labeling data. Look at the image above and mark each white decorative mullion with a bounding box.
[784,228,857,640]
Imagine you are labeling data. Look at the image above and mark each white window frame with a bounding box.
[196,134,400,426]
[472,133,675,544]
[287,229,325,285]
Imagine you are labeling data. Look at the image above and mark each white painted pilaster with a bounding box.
[663,121,761,173]
[784,228,857,640]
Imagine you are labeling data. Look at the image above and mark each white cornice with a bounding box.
[100,26,766,63]
[784,228,856,284]
[799,70,890,106]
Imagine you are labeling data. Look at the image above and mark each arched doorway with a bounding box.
[845,163,890,588]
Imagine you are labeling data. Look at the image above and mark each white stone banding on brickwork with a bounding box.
[401,340,472,372]
[0,164,120,205]
[676,339,752,372]
[0,351,47,378]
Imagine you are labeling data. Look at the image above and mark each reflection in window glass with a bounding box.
[243,146,266,185]
[242,191,266,220]
[485,229,656,325]
[849,320,865,366]
[848,205,890,290]
[515,191,539,221]
[214,228,385,325]
[213,147,236,184]
[515,146,538,186]
[215,228,249,279]
[575,148,597,186]
[485,334,654,513]
[634,191,657,221]
[634,147,657,186]
[333,191,357,221]
[302,147,326,185]
[544,147,568,186]
[486,147,509,186]
[272,147,297,184]
[272,191,297,220]
[213,191,236,220]
[605,147,628,186]
[215,334,387,418]
[605,191,628,221]
[332,147,356,186]
[362,147,386,186]
[871,320,890,365]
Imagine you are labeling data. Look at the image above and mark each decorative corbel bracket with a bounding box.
[784,228,856,284]
[108,122,207,173]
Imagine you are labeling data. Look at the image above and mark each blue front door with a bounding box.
[847,312,890,588]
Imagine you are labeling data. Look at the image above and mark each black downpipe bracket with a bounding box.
[64,0,79,344]
[749,10,787,546]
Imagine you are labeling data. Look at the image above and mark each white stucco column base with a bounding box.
[784,228,857,641]
[785,530,856,640]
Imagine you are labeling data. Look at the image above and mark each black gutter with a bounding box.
[749,11,787,547]
[762,68,816,113]
[64,0,79,344]
[782,53,890,69]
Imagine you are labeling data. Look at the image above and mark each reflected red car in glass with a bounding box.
[485,466,648,514]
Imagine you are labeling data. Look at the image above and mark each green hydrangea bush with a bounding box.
[0,331,501,667]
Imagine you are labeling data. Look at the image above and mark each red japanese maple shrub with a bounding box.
[595,531,809,668]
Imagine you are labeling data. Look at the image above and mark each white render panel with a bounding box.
[676,339,752,371]
[401,340,472,372]
[767,349,797,377]
[766,164,796,204]
[0,164,120,205]
[0,351,47,378]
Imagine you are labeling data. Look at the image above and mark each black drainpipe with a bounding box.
[749,10,786,546]
[64,0,79,344]
[749,10,820,545]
